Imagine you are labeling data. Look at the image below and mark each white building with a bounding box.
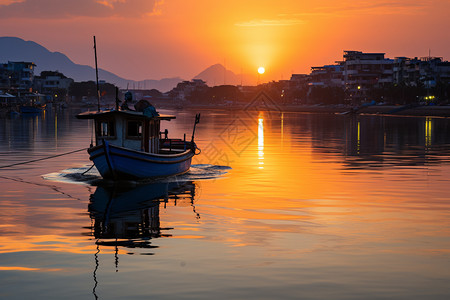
[342,51,394,102]
[34,71,73,93]
[309,65,343,87]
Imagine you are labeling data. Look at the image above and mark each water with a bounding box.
[1,108,450,299]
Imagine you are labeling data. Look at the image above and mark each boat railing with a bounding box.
[160,139,194,153]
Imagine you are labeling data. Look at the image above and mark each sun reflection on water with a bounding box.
[1,110,450,299]
[258,117,264,169]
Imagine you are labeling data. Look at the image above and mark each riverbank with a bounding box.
[281,105,450,117]
[155,102,450,118]
[6,102,447,118]
[357,105,450,117]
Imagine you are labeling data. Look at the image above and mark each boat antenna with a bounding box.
[93,36,100,112]
[115,87,119,111]
[191,113,201,142]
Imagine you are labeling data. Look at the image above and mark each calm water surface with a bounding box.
[0,108,450,299]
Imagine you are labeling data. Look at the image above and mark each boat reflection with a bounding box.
[87,180,197,250]
[88,181,197,298]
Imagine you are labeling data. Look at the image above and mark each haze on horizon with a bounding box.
[0,0,449,83]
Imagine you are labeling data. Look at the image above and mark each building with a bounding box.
[289,74,310,87]
[284,50,450,105]
[309,65,343,88]
[436,60,450,84]
[0,61,36,93]
[394,56,450,88]
[170,79,208,101]
[342,51,394,103]
[34,71,74,99]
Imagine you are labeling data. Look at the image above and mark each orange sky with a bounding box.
[0,0,449,82]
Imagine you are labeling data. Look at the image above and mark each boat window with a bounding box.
[127,121,142,138]
[97,120,115,137]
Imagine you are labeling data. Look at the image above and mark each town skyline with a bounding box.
[1,36,449,88]
[3,48,449,111]
[0,0,449,82]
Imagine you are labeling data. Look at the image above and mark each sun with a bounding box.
[258,67,265,75]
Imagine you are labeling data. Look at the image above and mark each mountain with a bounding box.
[193,64,241,86]
[0,37,182,92]
[193,63,256,86]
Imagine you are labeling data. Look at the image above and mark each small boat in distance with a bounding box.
[20,92,47,113]
[76,105,200,180]
[20,104,45,114]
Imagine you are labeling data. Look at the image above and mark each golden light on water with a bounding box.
[357,121,361,155]
[54,114,58,145]
[425,117,433,149]
[258,117,264,169]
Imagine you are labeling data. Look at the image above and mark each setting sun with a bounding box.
[258,67,265,75]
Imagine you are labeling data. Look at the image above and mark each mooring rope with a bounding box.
[0,148,88,169]
[82,164,96,175]
[0,174,82,201]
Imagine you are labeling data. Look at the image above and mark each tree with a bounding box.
[309,86,345,104]
[69,81,117,102]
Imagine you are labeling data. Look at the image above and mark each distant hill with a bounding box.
[0,37,182,92]
[193,64,241,86]
[193,63,256,86]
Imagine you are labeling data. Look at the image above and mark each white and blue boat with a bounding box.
[76,105,200,180]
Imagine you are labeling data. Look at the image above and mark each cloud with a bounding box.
[332,0,429,14]
[235,1,429,28]
[235,18,304,27]
[0,0,164,19]
[270,0,432,21]
[301,1,430,16]
[146,0,164,16]
[0,0,24,5]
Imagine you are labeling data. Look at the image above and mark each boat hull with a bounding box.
[88,142,194,180]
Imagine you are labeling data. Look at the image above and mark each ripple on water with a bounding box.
[43,164,232,185]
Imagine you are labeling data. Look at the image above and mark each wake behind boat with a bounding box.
[76,104,200,180]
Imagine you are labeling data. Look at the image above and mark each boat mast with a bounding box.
[94,36,100,112]
[191,113,201,142]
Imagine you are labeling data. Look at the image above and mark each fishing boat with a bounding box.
[20,92,47,113]
[77,106,200,180]
[76,36,200,181]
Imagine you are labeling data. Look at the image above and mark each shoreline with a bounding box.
[155,103,450,118]
[5,103,447,118]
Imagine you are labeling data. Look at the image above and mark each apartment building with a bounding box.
[342,51,394,102]
[34,71,74,95]
[394,56,450,88]
[309,65,343,87]
[0,61,36,92]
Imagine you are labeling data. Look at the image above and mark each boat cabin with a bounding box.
[77,109,176,154]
